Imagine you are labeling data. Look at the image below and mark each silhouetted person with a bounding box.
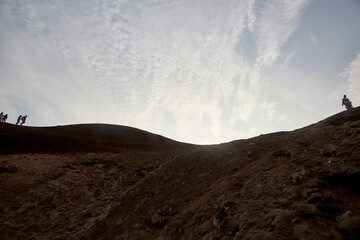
[342,95,353,110]
[20,115,27,126]
[16,115,22,125]
[0,112,3,122]
[2,114,8,122]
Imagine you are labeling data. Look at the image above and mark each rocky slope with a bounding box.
[1,107,359,240]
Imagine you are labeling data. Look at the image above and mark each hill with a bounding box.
[0,123,190,153]
[1,107,360,239]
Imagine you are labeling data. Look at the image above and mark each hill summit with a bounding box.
[1,107,360,240]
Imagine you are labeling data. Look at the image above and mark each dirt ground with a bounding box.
[1,107,360,239]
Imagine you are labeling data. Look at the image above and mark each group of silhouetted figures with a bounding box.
[0,112,8,123]
[16,115,28,126]
[0,112,27,126]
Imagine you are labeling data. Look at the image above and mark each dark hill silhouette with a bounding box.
[0,123,191,154]
[0,107,359,240]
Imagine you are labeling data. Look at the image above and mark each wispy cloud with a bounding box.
[280,49,297,70]
[343,53,360,106]
[250,0,311,66]
[231,0,311,129]
[0,0,310,142]
[4,0,357,144]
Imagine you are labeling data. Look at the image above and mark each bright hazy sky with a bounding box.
[1,0,359,144]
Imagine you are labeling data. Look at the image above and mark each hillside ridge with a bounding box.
[0,107,359,240]
[0,122,191,154]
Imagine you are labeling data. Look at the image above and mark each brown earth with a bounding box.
[1,107,360,240]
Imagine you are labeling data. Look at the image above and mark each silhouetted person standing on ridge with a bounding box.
[342,95,353,110]
[2,114,8,122]
[16,115,22,125]
[0,112,3,122]
[20,115,27,126]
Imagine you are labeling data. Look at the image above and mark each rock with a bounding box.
[278,199,291,208]
[237,211,253,232]
[272,149,286,157]
[151,213,160,225]
[265,209,297,230]
[286,148,300,158]
[336,211,351,222]
[159,206,173,216]
[203,231,221,240]
[307,192,323,204]
[306,179,326,189]
[151,213,168,228]
[291,218,300,224]
[336,216,360,238]
[224,214,242,236]
[48,170,64,180]
[289,170,306,184]
[212,217,220,229]
[293,203,320,217]
[322,189,334,203]
[320,144,338,156]
[212,201,236,231]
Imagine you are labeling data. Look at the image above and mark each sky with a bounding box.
[1,0,359,144]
